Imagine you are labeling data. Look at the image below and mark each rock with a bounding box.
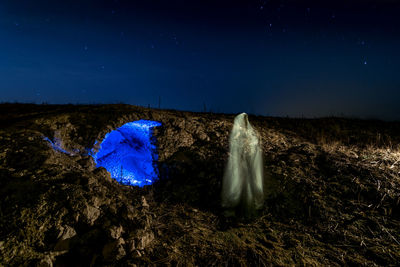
[57,225,76,240]
[109,225,124,239]
[133,250,142,257]
[54,225,76,251]
[90,196,103,208]
[196,128,209,141]
[83,204,100,225]
[102,238,126,261]
[141,196,149,208]
[126,238,136,252]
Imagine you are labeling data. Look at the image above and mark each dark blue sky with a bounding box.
[1,0,400,119]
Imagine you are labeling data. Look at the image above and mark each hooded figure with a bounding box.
[222,113,264,218]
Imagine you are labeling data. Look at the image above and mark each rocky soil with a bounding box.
[1,103,400,266]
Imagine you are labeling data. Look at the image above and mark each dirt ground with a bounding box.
[0,103,399,266]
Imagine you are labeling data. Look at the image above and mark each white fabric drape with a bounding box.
[222,113,264,215]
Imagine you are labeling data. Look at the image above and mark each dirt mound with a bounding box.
[0,104,399,265]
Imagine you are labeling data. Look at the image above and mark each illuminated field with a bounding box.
[93,120,161,186]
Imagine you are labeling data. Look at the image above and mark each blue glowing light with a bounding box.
[93,120,162,187]
[43,136,70,155]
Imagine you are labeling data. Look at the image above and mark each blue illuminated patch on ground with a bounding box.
[43,136,70,155]
[93,120,162,187]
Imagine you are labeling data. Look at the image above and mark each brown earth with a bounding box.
[0,103,400,266]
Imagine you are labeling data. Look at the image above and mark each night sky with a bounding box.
[1,0,400,119]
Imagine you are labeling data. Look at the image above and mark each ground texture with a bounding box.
[1,104,400,266]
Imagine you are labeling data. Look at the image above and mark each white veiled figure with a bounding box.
[222,113,264,216]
